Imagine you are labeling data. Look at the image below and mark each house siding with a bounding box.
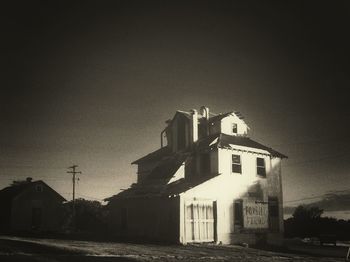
[10,183,64,232]
[180,147,284,245]
[109,107,286,246]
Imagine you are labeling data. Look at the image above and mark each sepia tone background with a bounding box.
[1,0,349,218]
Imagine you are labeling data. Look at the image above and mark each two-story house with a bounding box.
[106,106,287,245]
[0,178,66,233]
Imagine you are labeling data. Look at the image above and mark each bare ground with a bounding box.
[0,236,348,262]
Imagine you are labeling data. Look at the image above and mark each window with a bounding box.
[232,123,237,134]
[35,185,43,192]
[257,157,266,177]
[232,154,242,174]
[234,199,243,227]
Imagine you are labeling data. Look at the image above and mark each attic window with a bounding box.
[257,157,266,177]
[232,123,237,134]
[35,185,43,192]
[232,154,242,174]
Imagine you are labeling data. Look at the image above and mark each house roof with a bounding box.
[105,172,221,202]
[175,110,192,119]
[216,134,287,158]
[208,112,233,123]
[131,146,172,164]
[0,180,66,203]
[107,134,286,202]
[196,133,287,158]
[145,154,188,181]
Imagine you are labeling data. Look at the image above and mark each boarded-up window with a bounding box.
[185,201,215,242]
[232,155,242,174]
[234,199,243,226]
[257,157,266,177]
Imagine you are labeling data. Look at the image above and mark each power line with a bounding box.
[270,136,350,147]
[0,165,64,170]
[284,194,324,203]
[284,151,350,167]
[284,189,350,204]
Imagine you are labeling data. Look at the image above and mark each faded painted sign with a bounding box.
[243,200,268,228]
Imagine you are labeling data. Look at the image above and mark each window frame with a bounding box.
[232,154,242,174]
[234,199,243,228]
[256,157,266,177]
[232,123,238,134]
[35,184,43,192]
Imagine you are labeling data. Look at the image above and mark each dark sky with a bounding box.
[1,1,349,208]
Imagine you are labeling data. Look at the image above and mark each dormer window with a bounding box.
[232,123,237,134]
[257,157,266,177]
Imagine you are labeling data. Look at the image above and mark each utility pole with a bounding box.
[67,164,82,229]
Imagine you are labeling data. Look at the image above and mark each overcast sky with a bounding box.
[1,1,349,212]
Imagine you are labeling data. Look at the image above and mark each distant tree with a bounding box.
[292,205,323,221]
[63,198,108,234]
[284,205,350,240]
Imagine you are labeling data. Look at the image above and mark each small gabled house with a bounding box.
[106,106,287,245]
[0,178,66,232]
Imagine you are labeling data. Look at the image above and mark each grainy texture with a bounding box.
[0,236,347,262]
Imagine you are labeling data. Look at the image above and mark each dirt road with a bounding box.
[0,236,346,262]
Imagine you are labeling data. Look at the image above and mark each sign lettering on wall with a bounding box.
[243,200,268,229]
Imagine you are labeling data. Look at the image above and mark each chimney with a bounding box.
[190,109,198,143]
[26,177,33,183]
[199,106,210,120]
[200,106,210,136]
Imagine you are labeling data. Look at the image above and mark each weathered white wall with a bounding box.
[180,146,283,245]
[220,115,248,136]
[218,147,271,178]
[268,158,284,233]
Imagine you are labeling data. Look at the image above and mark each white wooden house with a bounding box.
[106,106,287,245]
